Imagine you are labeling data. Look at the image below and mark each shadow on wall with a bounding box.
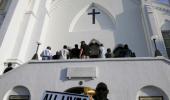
[115,0,142,43]
[115,0,148,56]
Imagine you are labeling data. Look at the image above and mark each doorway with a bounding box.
[162,31,170,58]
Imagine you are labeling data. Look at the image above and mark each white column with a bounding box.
[15,0,41,62]
[17,0,49,62]
[9,0,37,62]
[141,2,167,57]
[0,0,29,74]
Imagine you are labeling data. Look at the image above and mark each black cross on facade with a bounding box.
[88,9,100,24]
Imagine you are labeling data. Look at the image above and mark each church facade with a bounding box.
[0,0,169,70]
[0,0,170,100]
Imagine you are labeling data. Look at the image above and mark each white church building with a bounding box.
[0,0,170,100]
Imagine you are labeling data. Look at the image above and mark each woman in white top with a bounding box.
[99,44,106,58]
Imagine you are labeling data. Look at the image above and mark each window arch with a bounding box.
[69,2,116,32]
[3,86,30,100]
[136,85,169,100]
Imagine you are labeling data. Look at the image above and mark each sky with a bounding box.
[159,0,169,3]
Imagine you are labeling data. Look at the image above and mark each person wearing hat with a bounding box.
[94,82,109,100]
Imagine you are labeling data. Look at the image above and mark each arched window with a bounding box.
[3,86,30,100]
[137,85,169,100]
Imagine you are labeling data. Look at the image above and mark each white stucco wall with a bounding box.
[0,0,170,74]
[42,0,148,57]
[0,57,170,100]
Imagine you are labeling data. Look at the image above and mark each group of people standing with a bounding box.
[40,41,136,60]
[109,44,136,58]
